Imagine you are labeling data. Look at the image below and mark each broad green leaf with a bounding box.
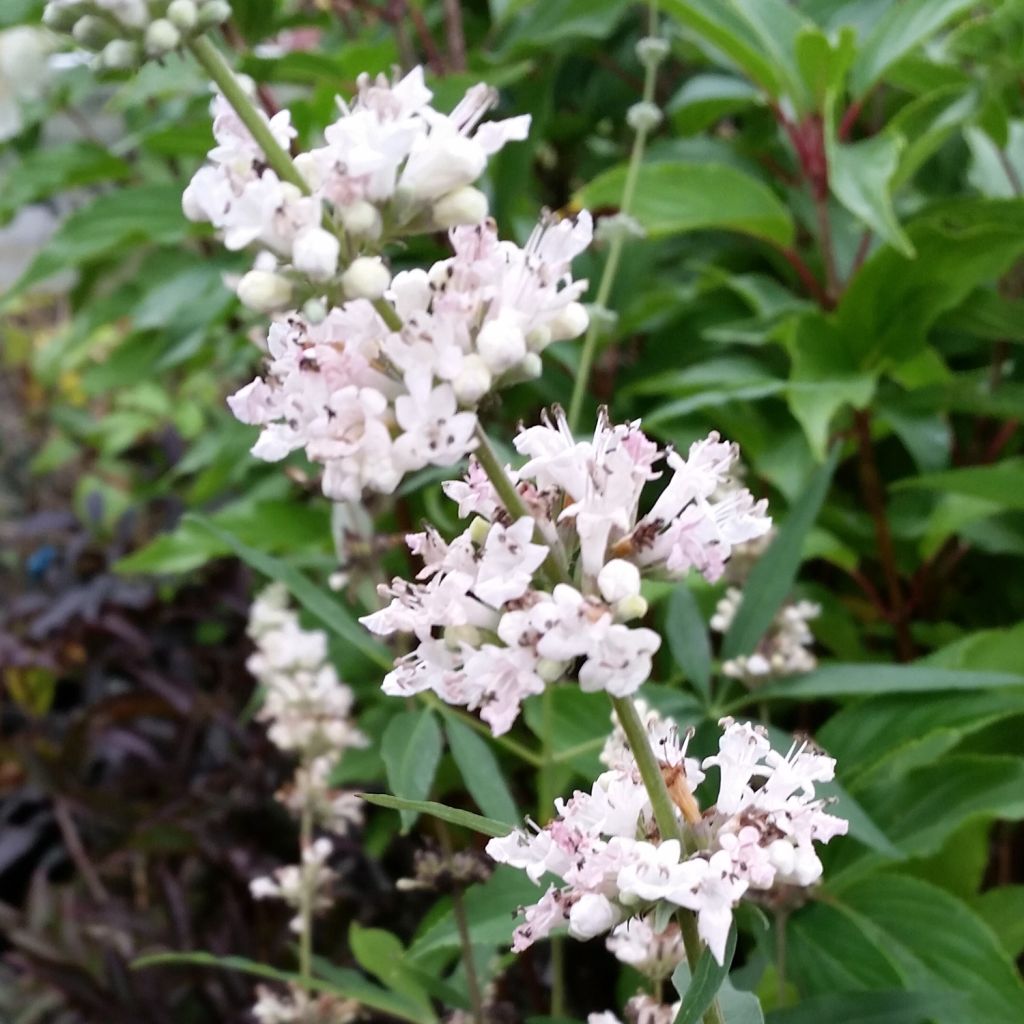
[667,74,760,136]
[523,687,613,776]
[359,793,513,838]
[749,663,1024,702]
[665,584,712,703]
[132,952,431,1023]
[891,460,1024,508]
[839,875,1024,1024]
[718,979,764,1024]
[972,886,1024,960]
[348,924,434,1018]
[443,714,519,825]
[672,923,736,1024]
[381,710,444,832]
[850,0,977,96]
[184,514,392,669]
[794,26,855,110]
[722,445,839,660]
[939,288,1024,343]
[575,162,794,246]
[826,132,914,257]
[497,0,629,54]
[925,622,1024,672]
[766,991,963,1024]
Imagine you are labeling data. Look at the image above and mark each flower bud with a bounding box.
[767,839,796,878]
[598,559,641,603]
[537,658,566,683]
[144,18,182,56]
[71,15,112,50]
[615,594,648,622]
[444,624,481,649]
[548,301,589,342]
[197,0,233,27]
[43,3,85,32]
[452,354,492,406]
[433,186,489,228]
[237,270,293,312]
[100,39,140,69]
[476,319,526,374]
[626,101,663,134]
[525,324,552,352]
[292,152,322,191]
[468,516,491,546]
[519,352,542,379]
[636,36,670,69]
[339,199,383,240]
[569,893,619,940]
[292,227,340,281]
[302,297,328,324]
[341,256,390,299]
[166,0,199,30]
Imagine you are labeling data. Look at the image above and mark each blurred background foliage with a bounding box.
[2,0,1024,1022]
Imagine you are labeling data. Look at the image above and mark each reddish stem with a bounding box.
[838,99,864,141]
[774,244,833,309]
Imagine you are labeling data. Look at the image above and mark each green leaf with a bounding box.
[132,952,431,1023]
[672,924,736,1024]
[850,0,977,96]
[667,74,760,136]
[794,26,855,110]
[183,514,392,669]
[766,991,963,1024]
[722,445,839,660]
[972,886,1024,960]
[575,162,794,246]
[348,924,435,1019]
[497,0,629,55]
[359,793,513,838]
[749,663,1024,703]
[442,714,519,825]
[827,132,914,257]
[718,980,764,1024]
[381,710,444,832]
[892,460,1024,508]
[665,584,713,703]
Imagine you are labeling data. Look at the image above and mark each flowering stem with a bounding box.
[438,821,485,1024]
[610,696,724,1024]
[187,35,309,194]
[298,803,314,988]
[567,0,661,433]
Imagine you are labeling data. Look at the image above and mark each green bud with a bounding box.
[43,3,86,32]
[71,15,114,50]
[144,17,181,55]
[197,0,232,27]
[101,38,140,68]
[166,0,198,30]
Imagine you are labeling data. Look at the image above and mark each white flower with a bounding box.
[292,227,340,280]
[474,517,549,607]
[236,269,293,312]
[569,892,621,939]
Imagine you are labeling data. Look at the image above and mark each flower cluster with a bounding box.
[590,995,680,1024]
[245,583,366,920]
[485,705,847,964]
[253,985,358,1024]
[606,914,685,980]
[361,410,771,734]
[711,586,821,686]
[43,0,229,68]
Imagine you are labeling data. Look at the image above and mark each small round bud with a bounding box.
[519,352,542,379]
[444,624,481,649]
[636,35,670,69]
[598,559,641,604]
[72,15,112,50]
[432,186,489,228]
[767,839,796,878]
[302,297,328,324]
[292,152,323,191]
[614,594,649,622]
[43,3,84,32]
[341,256,390,299]
[452,354,493,406]
[525,324,552,353]
[197,0,233,27]
[166,0,199,30]
[548,301,589,342]
[537,658,566,683]
[476,319,526,374]
[339,199,383,240]
[144,18,182,56]
[236,270,293,312]
[292,227,340,282]
[626,101,663,134]
[100,38,140,69]
[468,517,491,545]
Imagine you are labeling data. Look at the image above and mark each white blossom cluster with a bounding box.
[606,913,685,980]
[711,586,821,686]
[485,706,847,964]
[252,987,358,1024]
[360,410,771,735]
[245,584,367,927]
[43,0,229,67]
[590,995,680,1024]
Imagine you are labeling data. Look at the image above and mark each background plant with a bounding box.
[2,1,1024,1023]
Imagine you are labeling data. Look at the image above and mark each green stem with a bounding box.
[187,35,309,194]
[550,933,567,1017]
[422,694,543,767]
[298,803,314,987]
[567,0,661,432]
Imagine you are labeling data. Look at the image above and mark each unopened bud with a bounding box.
[526,324,552,353]
[339,199,382,240]
[166,0,199,31]
[537,658,566,683]
[144,18,182,56]
[302,297,328,324]
[237,269,293,312]
[626,101,663,134]
[476,319,526,374]
[341,256,390,299]
[598,559,641,604]
[519,352,542,379]
[444,624,481,649]
[100,39,140,69]
[636,36,670,69]
[548,301,589,342]
[433,186,489,228]
[452,354,493,406]
[615,594,648,622]
[468,516,491,546]
[292,227,340,281]
[43,3,84,32]
[72,15,112,50]
[197,0,232,27]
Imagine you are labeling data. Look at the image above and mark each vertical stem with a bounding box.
[298,804,314,986]
[549,934,567,1017]
[453,888,485,1023]
[775,910,789,1006]
[567,0,661,432]
[852,409,913,660]
[443,0,467,71]
[187,35,309,194]
[813,192,839,302]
